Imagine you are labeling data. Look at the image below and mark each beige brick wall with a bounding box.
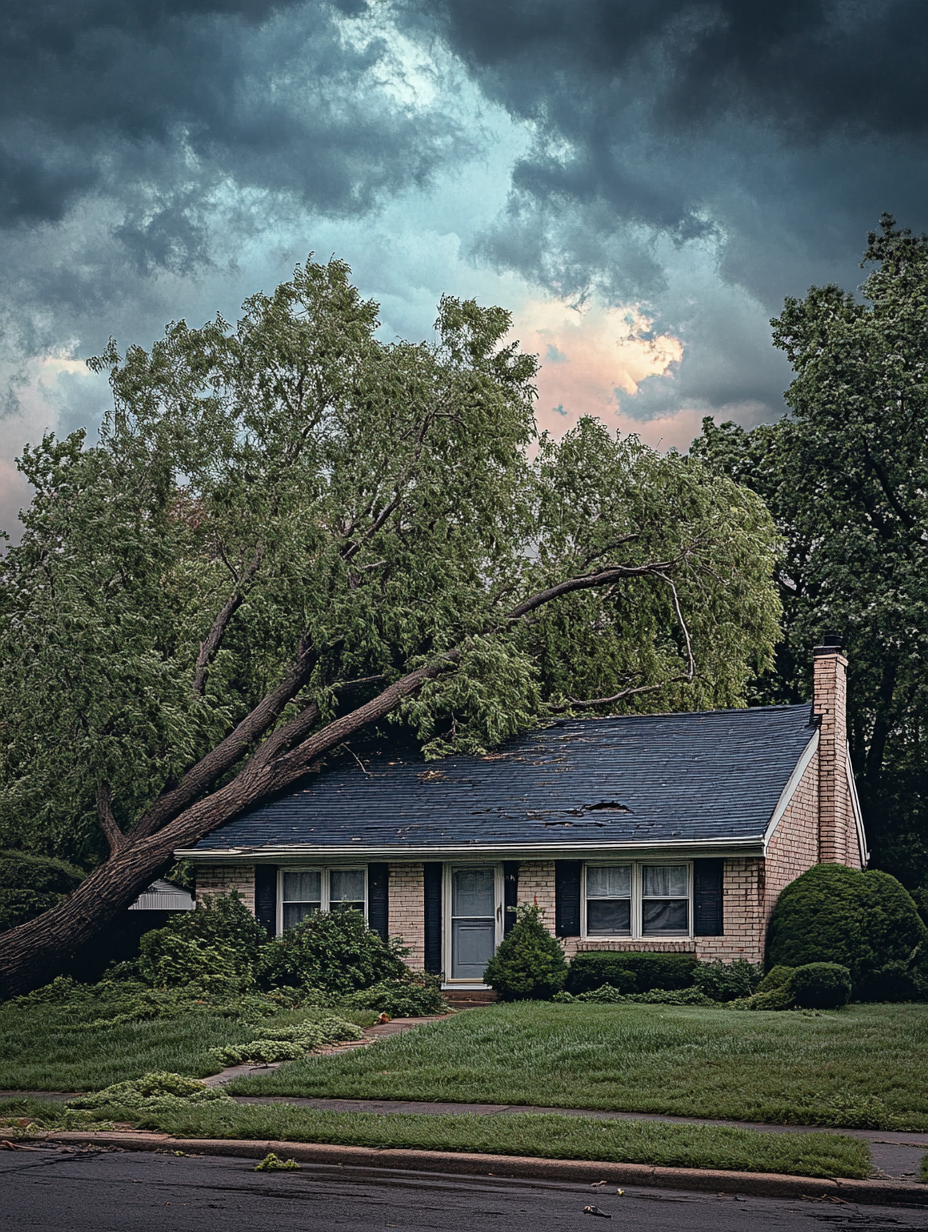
[194,864,255,914]
[517,860,556,921]
[389,863,425,969]
[766,755,820,920]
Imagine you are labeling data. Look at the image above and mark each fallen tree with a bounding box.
[0,258,780,996]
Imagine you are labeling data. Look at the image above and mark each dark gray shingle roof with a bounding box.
[190,704,817,855]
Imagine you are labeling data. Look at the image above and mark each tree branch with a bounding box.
[95,783,126,856]
[193,545,264,695]
[129,636,321,842]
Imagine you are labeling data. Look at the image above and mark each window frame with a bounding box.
[581,861,693,941]
[276,865,368,935]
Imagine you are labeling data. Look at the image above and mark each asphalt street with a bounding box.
[2,1146,927,1232]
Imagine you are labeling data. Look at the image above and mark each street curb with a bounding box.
[41,1131,928,1206]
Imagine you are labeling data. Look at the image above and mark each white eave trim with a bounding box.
[847,744,870,866]
[762,728,819,851]
[174,836,766,863]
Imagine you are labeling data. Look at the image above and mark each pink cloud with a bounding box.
[510,298,692,448]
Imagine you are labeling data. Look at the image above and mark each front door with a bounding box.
[449,866,500,981]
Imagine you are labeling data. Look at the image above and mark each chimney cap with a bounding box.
[814,630,845,655]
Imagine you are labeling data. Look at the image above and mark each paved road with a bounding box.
[3,1146,927,1232]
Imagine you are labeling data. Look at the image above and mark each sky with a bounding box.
[3,0,928,531]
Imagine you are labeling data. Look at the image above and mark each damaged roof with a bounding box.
[188,703,818,856]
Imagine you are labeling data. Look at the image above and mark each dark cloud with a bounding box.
[423,1,928,421]
[0,1,468,247]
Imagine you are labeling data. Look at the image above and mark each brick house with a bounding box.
[178,639,867,987]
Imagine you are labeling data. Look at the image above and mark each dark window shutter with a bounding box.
[423,863,443,975]
[503,861,519,935]
[693,858,724,936]
[255,865,278,938]
[555,861,582,937]
[368,863,389,941]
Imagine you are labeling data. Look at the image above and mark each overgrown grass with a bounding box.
[229,1002,928,1132]
[0,1002,258,1090]
[921,1154,928,1184]
[128,1103,870,1179]
[0,998,378,1093]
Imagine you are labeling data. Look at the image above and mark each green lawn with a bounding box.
[228,1002,928,1132]
[64,1101,869,1179]
[0,1002,256,1091]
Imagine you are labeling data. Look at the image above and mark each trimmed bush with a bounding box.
[755,965,794,995]
[0,849,84,931]
[258,909,408,994]
[767,864,928,1000]
[693,959,764,1002]
[791,963,852,1010]
[566,951,697,995]
[483,904,568,1001]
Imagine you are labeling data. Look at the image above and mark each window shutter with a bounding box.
[693,858,724,936]
[367,863,389,941]
[555,861,582,937]
[423,863,443,975]
[255,865,277,938]
[503,861,519,935]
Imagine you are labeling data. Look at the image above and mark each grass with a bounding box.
[88,1102,871,1179]
[0,996,378,1093]
[228,1001,928,1132]
[0,1001,258,1090]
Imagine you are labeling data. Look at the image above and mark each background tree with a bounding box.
[0,258,780,996]
[691,216,928,897]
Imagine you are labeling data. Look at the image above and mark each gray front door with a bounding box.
[450,867,497,980]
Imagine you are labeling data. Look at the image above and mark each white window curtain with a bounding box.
[281,868,365,931]
[584,863,690,938]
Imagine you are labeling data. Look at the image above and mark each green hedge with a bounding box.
[767,864,928,1001]
[565,952,698,995]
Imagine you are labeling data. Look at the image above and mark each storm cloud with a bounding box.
[429,0,928,418]
[2,0,928,494]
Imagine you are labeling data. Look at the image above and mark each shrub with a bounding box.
[755,965,794,994]
[767,864,928,1000]
[693,959,764,1002]
[152,891,266,967]
[791,963,852,1010]
[482,904,568,1001]
[566,952,697,995]
[138,933,251,996]
[343,974,449,1017]
[0,850,84,931]
[258,909,408,994]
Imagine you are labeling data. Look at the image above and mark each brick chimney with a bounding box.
[813,633,850,864]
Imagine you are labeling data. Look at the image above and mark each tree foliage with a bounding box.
[0,257,781,996]
[691,216,928,889]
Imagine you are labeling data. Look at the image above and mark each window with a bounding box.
[641,865,689,936]
[585,864,632,936]
[583,863,690,939]
[279,867,366,931]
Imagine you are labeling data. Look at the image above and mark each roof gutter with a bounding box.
[174,836,766,863]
